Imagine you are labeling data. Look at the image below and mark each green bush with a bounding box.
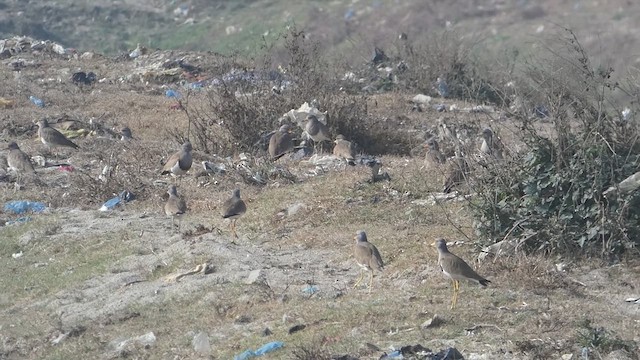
[470,29,640,257]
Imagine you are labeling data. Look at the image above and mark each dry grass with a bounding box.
[1,44,639,360]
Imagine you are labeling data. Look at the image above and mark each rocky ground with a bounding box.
[0,33,639,360]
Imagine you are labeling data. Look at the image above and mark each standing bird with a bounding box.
[7,142,36,175]
[164,185,187,228]
[353,230,384,293]
[434,239,490,310]
[480,127,504,160]
[305,114,331,153]
[424,138,446,168]
[333,134,356,166]
[161,141,193,183]
[222,188,246,239]
[268,124,294,160]
[443,155,469,193]
[37,119,80,156]
[119,126,133,141]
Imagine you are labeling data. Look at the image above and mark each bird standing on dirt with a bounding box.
[353,230,384,293]
[305,114,331,152]
[480,127,504,160]
[7,142,36,175]
[424,138,446,168]
[268,124,294,160]
[37,119,80,153]
[434,238,490,309]
[443,155,469,193]
[161,141,193,182]
[164,185,187,228]
[222,188,246,239]
[333,134,356,166]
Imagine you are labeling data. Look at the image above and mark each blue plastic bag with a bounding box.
[29,96,45,108]
[254,341,284,355]
[165,89,182,99]
[4,201,46,215]
[234,341,284,359]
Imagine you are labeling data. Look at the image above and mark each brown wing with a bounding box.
[161,151,181,174]
[8,150,35,173]
[41,127,79,149]
[222,198,246,218]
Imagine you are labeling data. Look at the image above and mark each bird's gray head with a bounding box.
[37,119,49,128]
[167,185,178,196]
[335,134,345,142]
[481,128,494,140]
[278,124,291,133]
[120,127,132,139]
[232,188,241,198]
[435,238,448,251]
[182,141,193,152]
[7,142,19,150]
[306,114,318,123]
[355,230,368,243]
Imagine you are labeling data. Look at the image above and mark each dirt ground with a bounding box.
[0,42,639,360]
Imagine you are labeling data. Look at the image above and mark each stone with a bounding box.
[192,331,211,355]
[244,269,267,285]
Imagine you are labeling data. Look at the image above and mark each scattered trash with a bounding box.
[302,284,319,295]
[0,97,16,108]
[381,350,403,359]
[6,216,33,225]
[234,341,284,360]
[625,296,640,304]
[71,71,97,86]
[58,165,75,172]
[4,201,46,215]
[192,331,211,355]
[12,251,23,259]
[436,77,449,98]
[29,95,45,108]
[99,190,135,211]
[288,324,306,334]
[165,89,182,99]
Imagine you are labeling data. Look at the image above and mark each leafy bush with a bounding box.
[470,29,640,257]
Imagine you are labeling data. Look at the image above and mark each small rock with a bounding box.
[235,315,252,324]
[244,269,267,285]
[192,331,211,355]
[262,327,272,337]
[286,202,306,216]
[136,332,156,348]
[604,349,634,360]
[421,314,444,329]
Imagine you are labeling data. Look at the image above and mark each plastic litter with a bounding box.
[254,341,284,355]
[165,89,182,99]
[4,201,46,215]
[58,165,75,172]
[99,190,135,211]
[383,350,403,359]
[234,341,284,360]
[29,95,45,108]
[6,216,33,225]
[302,285,319,295]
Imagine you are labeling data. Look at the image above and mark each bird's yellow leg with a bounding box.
[353,270,365,288]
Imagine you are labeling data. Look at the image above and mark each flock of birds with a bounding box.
[3,112,500,309]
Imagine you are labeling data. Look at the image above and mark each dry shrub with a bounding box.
[179,26,417,156]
